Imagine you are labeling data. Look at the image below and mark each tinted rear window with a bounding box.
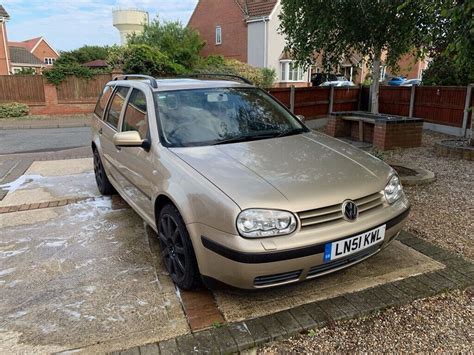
[94,85,113,118]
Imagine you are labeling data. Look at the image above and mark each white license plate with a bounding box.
[323,225,386,262]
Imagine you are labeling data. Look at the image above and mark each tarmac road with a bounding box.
[0,127,90,154]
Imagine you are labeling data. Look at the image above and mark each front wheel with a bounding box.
[158,204,201,290]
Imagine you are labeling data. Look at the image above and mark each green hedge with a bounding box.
[0,102,29,118]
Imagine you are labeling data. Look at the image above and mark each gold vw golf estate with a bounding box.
[91,74,410,290]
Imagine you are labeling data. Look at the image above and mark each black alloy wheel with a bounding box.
[158,204,200,290]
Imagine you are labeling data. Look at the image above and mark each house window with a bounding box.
[44,58,55,65]
[215,26,222,45]
[280,61,305,82]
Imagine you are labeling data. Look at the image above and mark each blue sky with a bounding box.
[2,0,199,51]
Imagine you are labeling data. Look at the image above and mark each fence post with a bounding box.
[290,85,295,113]
[357,84,362,111]
[329,85,334,114]
[409,85,416,118]
[461,84,473,138]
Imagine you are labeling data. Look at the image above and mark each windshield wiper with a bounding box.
[212,133,279,145]
[276,128,307,138]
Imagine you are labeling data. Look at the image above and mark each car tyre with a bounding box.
[93,148,116,195]
[158,204,201,290]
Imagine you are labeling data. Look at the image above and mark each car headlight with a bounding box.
[384,174,403,204]
[236,209,297,238]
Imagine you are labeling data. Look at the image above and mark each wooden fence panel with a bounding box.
[378,86,411,116]
[0,75,45,104]
[268,88,291,107]
[333,87,360,112]
[413,86,466,127]
[293,87,330,118]
[56,74,112,103]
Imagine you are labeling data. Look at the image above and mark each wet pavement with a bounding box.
[0,158,448,353]
[0,159,189,353]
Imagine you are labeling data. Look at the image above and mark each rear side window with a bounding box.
[105,86,130,129]
[94,85,113,118]
[122,89,148,139]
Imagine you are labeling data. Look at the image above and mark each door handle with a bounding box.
[98,128,103,135]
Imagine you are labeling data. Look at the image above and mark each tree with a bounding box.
[423,0,473,86]
[128,18,205,70]
[279,0,436,113]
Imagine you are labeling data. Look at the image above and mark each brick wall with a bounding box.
[188,0,247,62]
[373,121,423,150]
[29,82,95,115]
[327,115,423,150]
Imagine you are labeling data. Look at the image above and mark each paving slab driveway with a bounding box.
[0,160,189,353]
[0,158,453,353]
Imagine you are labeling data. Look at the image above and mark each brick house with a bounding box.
[188,0,311,87]
[9,37,59,69]
[0,4,59,75]
[189,0,429,86]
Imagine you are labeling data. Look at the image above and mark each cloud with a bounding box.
[2,0,198,51]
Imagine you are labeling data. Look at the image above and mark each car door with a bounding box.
[98,85,131,186]
[114,88,154,217]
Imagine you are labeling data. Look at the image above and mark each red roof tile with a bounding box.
[8,37,42,52]
[246,0,277,18]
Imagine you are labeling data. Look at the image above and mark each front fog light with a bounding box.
[384,174,403,204]
[237,209,297,238]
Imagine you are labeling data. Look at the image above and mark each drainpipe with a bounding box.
[263,16,269,68]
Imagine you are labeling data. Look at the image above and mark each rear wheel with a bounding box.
[93,148,116,195]
[158,204,201,290]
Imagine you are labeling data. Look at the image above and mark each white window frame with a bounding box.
[44,57,55,65]
[215,26,222,45]
[280,60,305,82]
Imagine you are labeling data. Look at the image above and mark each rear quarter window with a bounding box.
[94,85,113,119]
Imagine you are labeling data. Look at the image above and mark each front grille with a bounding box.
[254,269,302,287]
[298,192,384,231]
[307,244,380,278]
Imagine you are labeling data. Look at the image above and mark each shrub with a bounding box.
[122,44,185,77]
[194,56,276,87]
[43,63,109,85]
[14,67,36,75]
[0,103,29,118]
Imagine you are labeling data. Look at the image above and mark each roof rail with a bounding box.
[113,74,158,89]
[179,73,253,85]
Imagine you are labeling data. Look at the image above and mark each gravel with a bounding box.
[382,130,474,260]
[260,289,473,353]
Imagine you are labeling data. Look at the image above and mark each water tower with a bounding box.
[112,9,149,45]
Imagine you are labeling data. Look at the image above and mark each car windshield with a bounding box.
[155,87,307,147]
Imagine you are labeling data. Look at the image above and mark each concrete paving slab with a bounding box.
[213,241,444,322]
[0,197,189,353]
[0,159,97,207]
[25,158,93,176]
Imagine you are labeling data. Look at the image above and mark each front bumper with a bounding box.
[188,204,410,289]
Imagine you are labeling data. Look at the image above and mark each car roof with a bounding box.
[109,78,252,92]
